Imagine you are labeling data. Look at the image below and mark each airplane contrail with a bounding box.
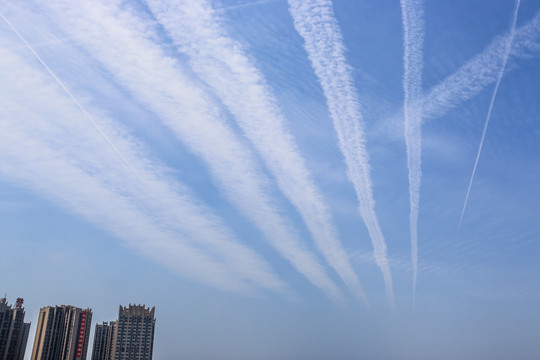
[0,9,143,183]
[400,0,425,305]
[0,41,287,294]
[459,0,521,225]
[4,36,74,51]
[146,0,368,304]
[422,6,536,126]
[216,0,281,11]
[372,10,540,141]
[287,0,395,309]
[41,0,345,302]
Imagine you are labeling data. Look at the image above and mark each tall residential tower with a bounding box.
[30,305,92,360]
[91,304,155,360]
[0,297,31,360]
[91,322,111,360]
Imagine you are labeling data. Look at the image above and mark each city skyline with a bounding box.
[0,299,155,360]
[1,0,540,359]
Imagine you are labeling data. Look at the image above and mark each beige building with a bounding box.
[91,304,155,360]
[31,305,92,360]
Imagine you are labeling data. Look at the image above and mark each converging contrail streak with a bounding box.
[0,9,143,183]
[459,0,521,225]
[0,41,287,294]
[146,0,368,304]
[288,0,395,308]
[41,0,344,302]
[400,0,424,305]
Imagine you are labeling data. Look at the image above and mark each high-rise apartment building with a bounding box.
[91,304,155,360]
[91,323,107,360]
[30,305,92,360]
[91,322,111,360]
[0,297,31,360]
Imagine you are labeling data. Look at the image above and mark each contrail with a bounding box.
[216,0,281,11]
[287,0,395,309]
[0,9,143,183]
[146,0,368,304]
[459,0,521,225]
[400,0,424,305]
[5,36,74,51]
[0,41,287,294]
[422,7,536,125]
[41,0,345,302]
[372,10,540,140]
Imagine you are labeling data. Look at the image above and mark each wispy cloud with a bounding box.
[459,0,521,225]
[2,36,74,51]
[145,0,367,304]
[374,10,540,139]
[420,9,540,124]
[0,32,286,294]
[215,0,281,12]
[400,0,425,304]
[287,0,395,308]
[0,8,143,182]
[36,0,344,302]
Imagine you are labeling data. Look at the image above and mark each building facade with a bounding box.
[91,322,111,360]
[0,297,31,360]
[91,304,155,360]
[30,305,92,360]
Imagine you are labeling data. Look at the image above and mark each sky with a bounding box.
[1,0,539,359]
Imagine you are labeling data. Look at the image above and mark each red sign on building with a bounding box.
[75,311,87,359]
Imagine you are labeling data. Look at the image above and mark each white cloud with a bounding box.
[422,9,539,124]
[33,0,344,302]
[377,10,540,139]
[145,0,367,304]
[400,0,425,303]
[0,32,287,295]
[288,0,395,308]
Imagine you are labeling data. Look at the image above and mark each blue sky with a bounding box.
[1,0,539,359]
